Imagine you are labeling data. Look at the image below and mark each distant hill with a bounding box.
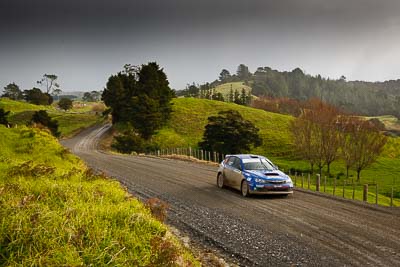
[214,82,252,98]
[191,65,400,118]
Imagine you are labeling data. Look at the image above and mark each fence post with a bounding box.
[307,173,310,190]
[342,180,346,198]
[375,184,378,205]
[294,172,297,186]
[333,178,336,196]
[208,151,211,162]
[316,174,320,192]
[301,173,304,188]
[157,150,160,157]
[391,186,394,207]
[352,181,355,200]
[363,184,368,202]
[324,176,327,192]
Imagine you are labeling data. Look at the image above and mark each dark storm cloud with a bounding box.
[0,0,399,90]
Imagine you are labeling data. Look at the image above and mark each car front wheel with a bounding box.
[241,180,250,197]
[217,173,225,188]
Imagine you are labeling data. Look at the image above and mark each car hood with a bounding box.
[245,170,287,180]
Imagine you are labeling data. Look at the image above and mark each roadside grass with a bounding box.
[153,98,400,203]
[214,82,252,98]
[0,125,199,266]
[1,98,103,138]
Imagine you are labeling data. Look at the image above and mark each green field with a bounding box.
[153,98,400,203]
[0,98,103,137]
[0,125,199,266]
[214,82,252,98]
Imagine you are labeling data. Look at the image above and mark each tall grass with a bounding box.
[0,126,199,266]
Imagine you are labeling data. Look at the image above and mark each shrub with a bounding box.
[31,110,60,137]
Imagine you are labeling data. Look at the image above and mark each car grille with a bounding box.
[268,180,286,184]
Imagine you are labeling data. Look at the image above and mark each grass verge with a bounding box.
[0,125,199,266]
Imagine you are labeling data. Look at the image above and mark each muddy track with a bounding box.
[62,124,400,266]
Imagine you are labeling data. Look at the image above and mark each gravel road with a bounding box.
[62,124,400,266]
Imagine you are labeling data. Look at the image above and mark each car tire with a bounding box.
[241,180,250,197]
[217,173,225,188]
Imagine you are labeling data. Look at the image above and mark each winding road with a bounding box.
[62,124,400,266]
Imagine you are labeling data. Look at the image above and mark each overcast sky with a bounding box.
[1,0,400,91]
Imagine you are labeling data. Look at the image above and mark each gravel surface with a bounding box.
[62,124,400,267]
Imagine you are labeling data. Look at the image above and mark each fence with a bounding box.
[288,171,398,207]
[145,147,399,207]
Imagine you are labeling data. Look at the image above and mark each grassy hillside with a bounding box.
[214,82,252,98]
[153,98,294,157]
[0,125,198,266]
[0,98,103,137]
[153,98,400,201]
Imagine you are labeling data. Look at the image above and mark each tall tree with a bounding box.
[338,116,387,181]
[199,110,262,154]
[2,83,23,100]
[102,62,174,140]
[237,64,251,81]
[291,98,341,176]
[37,74,60,95]
[219,69,231,82]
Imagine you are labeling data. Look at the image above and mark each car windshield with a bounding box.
[243,158,275,171]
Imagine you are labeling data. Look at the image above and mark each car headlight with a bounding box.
[255,178,265,183]
[285,178,293,183]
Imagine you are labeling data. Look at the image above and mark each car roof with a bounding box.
[226,154,266,160]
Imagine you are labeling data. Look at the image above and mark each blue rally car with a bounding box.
[217,154,294,197]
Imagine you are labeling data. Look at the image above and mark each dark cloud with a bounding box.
[0,0,399,90]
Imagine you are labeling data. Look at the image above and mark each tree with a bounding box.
[199,110,262,154]
[31,110,60,137]
[83,92,95,102]
[2,83,23,100]
[237,64,251,81]
[291,98,341,176]
[24,88,53,105]
[102,62,174,140]
[233,89,241,104]
[240,88,247,105]
[219,69,231,82]
[338,116,387,181]
[0,108,10,126]
[58,98,73,111]
[37,74,60,95]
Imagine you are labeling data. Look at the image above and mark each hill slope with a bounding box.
[213,82,252,98]
[153,97,294,158]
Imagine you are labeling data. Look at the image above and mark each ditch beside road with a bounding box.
[62,124,400,267]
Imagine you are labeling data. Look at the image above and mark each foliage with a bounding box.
[2,82,23,100]
[24,87,53,105]
[31,110,60,137]
[82,91,102,102]
[58,97,73,111]
[37,73,61,95]
[102,62,174,140]
[0,108,10,125]
[199,110,262,154]
[112,132,146,154]
[0,126,199,266]
[338,116,388,181]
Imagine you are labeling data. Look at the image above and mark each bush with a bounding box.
[31,110,60,137]
[58,98,73,111]
[112,133,145,153]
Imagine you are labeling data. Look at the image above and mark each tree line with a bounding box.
[290,98,387,181]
